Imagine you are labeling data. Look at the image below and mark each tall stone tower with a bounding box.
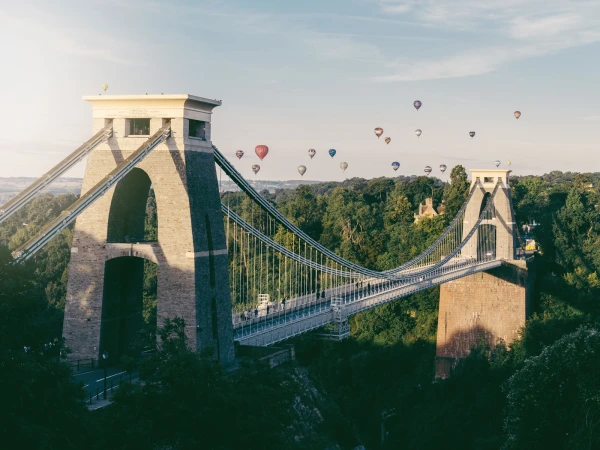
[62,95,234,364]
[435,170,534,378]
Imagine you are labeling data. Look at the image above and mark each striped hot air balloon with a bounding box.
[235,150,244,159]
[392,162,400,171]
[424,166,432,176]
[252,164,260,174]
[308,148,316,159]
[374,127,384,138]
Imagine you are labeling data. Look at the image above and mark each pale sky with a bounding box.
[1,0,600,182]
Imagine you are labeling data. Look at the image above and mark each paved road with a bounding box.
[72,365,138,401]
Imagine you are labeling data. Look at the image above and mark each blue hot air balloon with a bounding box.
[391,162,400,171]
[328,149,336,158]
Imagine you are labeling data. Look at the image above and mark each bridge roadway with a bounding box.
[234,258,503,346]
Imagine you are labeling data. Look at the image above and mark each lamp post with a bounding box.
[102,351,108,400]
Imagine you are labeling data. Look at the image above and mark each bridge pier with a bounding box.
[435,258,535,378]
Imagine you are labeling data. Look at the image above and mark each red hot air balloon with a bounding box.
[255,145,269,160]
[235,150,244,159]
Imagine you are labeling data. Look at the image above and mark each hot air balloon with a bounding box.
[255,145,269,160]
[424,166,432,176]
[495,160,501,168]
[308,148,316,159]
[507,160,512,166]
[340,162,348,173]
[102,84,108,92]
[514,111,521,119]
[385,137,391,144]
[439,164,447,173]
[252,164,260,174]
[414,100,422,111]
[469,131,476,138]
[328,149,336,158]
[415,129,422,138]
[391,162,400,171]
[298,165,307,176]
[374,127,384,138]
[235,150,244,159]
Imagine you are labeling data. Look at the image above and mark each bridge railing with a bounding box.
[66,358,96,371]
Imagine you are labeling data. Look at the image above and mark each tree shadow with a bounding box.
[435,325,498,378]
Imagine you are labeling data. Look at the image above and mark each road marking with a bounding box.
[74,370,97,377]
[96,371,126,382]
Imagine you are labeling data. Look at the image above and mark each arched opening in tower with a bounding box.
[107,168,157,243]
[477,224,497,260]
[479,191,491,216]
[99,256,158,363]
[477,192,496,259]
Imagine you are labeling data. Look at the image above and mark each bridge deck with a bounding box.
[235,259,502,346]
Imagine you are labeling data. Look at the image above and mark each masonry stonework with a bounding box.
[435,259,535,378]
[62,95,235,364]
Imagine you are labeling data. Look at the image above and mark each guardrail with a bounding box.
[67,358,96,371]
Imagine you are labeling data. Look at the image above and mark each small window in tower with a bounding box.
[128,119,150,136]
[189,119,206,140]
[484,177,494,184]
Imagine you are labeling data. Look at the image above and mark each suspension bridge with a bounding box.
[1,94,533,377]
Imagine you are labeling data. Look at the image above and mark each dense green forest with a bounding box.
[2,167,600,449]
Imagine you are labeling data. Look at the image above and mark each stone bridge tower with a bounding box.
[63,95,234,364]
[436,170,534,378]
[461,169,515,260]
